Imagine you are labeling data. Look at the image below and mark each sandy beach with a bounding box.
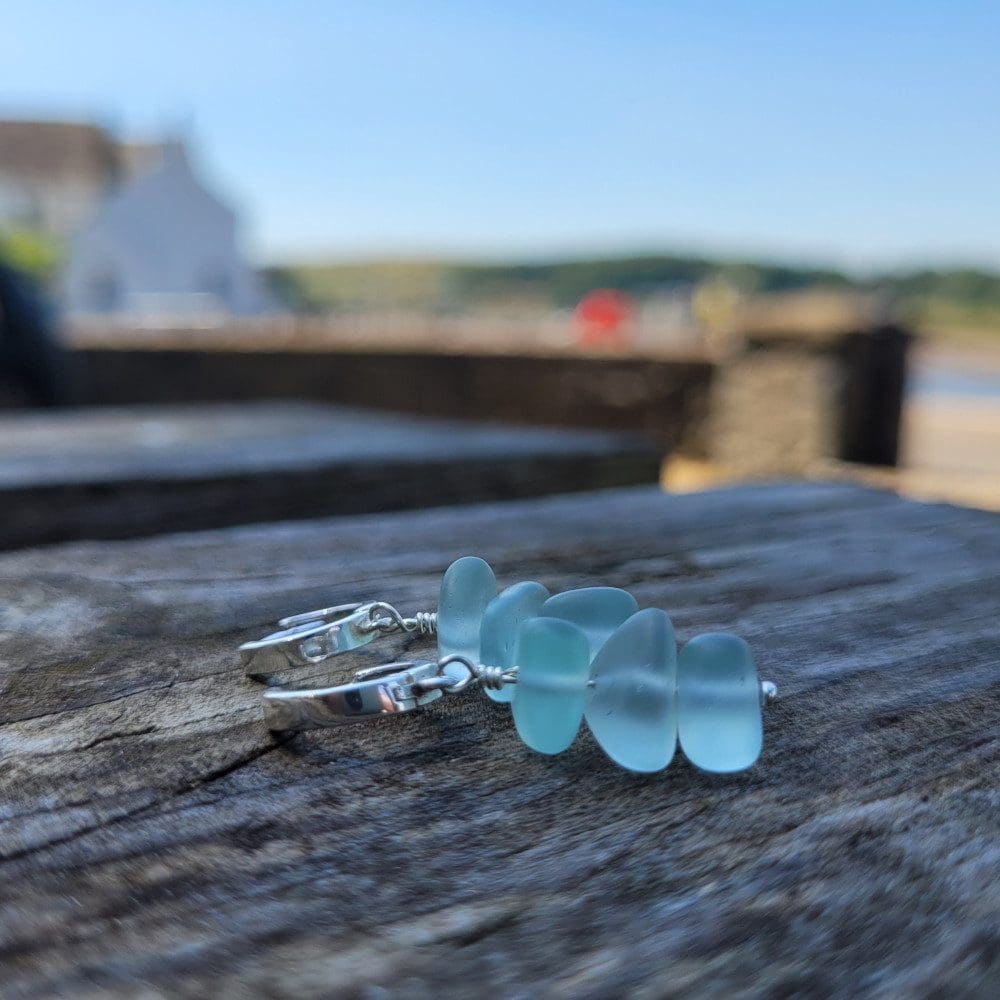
[877,343,1000,511]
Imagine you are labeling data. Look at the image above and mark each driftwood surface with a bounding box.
[0,402,658,549]
[0,483,997,998]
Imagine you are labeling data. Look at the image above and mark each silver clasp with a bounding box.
[275,603,368,630]
[240,602,378,676]
[260,654,517,732]
[241,599,438,677]
[262,660,446,731]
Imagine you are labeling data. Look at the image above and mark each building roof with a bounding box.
[0,119,119,185]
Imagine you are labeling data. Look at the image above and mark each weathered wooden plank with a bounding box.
[0,402,658,549]
[70,320,911,471]
[0,483,997,997]
[73,347,714,450]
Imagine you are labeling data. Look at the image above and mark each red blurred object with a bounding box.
[573,289,634,348]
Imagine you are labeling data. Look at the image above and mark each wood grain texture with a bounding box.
[0,403,658,549]
[0,483,997,998]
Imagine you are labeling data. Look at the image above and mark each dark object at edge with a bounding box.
[0,260,76,406]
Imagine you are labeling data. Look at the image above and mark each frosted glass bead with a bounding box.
[677,633,762,773]
[540,587,639,660]
[480,581,550,703]
[585,609,677,773]
[512,617,590,755]
[437,557,497,681]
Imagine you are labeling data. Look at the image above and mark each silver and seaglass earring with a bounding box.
[239,555,639,685]
[242,555,777,776]
[238,555,501,677]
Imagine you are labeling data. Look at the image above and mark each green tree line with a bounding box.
[269,254,1000,317]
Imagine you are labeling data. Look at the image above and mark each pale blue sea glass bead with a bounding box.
[677,633,762,773]
[585,609,677,773]
[437,556,497,681]
[540,587,639,660]
[480,581,550,703]
[512,617,591,755]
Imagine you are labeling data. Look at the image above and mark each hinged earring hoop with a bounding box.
[239,601,437,677]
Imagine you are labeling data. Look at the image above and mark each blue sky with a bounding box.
[4,2,999,269]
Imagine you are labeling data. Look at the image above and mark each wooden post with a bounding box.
[837,325,913,466]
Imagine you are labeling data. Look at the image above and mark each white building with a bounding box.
[0,120,119,240]
[62,142,270,320]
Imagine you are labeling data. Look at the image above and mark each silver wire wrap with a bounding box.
[476,662,515,691]
[411,611,438,636]
[362,602,438,637]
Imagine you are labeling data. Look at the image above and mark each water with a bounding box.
[910,366,1000,400]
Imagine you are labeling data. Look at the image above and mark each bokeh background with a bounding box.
[1,1,998,533]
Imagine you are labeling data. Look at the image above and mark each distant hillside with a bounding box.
[265,255,1000,343]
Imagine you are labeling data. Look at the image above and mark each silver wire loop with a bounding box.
[432,654,478,694]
